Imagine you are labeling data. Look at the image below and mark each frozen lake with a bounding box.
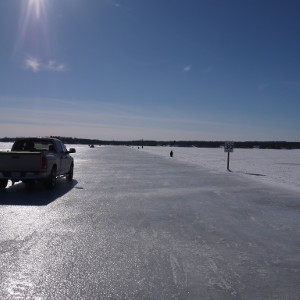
[0,143,300,299]
[1,142,300,192]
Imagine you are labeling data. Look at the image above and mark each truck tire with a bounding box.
[0,179,8,190]
[46,167,57,189]
[66,164,74,181]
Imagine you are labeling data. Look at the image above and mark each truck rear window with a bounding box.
[12,140,56,152]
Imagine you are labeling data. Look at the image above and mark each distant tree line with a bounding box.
[1,136,300,149]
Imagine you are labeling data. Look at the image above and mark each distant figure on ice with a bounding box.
[170,150,173,157]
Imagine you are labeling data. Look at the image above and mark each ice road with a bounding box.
[0,146,299,300]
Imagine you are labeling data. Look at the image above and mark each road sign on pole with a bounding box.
[224,141,234,171]
[224,141,234,153]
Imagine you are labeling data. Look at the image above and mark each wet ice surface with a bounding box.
[0,144,300,300]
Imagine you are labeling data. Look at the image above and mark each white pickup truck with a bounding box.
[0,137,76,190]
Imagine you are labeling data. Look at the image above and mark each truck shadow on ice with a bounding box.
[0,179,78,206]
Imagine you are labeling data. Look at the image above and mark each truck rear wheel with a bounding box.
[46,167,57,189]
[0,179,8,190]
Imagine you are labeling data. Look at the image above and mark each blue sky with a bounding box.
[1,0,300,141]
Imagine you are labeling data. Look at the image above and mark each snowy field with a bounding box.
[140,146,300,193]
[1,142,300,193]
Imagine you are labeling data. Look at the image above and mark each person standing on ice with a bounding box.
[170,150,173,157]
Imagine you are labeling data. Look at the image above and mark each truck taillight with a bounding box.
[41,155,47,169]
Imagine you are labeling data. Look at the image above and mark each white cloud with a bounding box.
[183,65,191,72]
[24,57,67,72]
[46,60,67,72]
[25,57,41,72]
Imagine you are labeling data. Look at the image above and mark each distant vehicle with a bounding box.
[0,137,76,190]
[89,144,95,148]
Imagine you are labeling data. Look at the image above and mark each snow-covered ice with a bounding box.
[140,146,300,193]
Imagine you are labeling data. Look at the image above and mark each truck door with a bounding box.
[59,142,70,174]
[54,140,65,175]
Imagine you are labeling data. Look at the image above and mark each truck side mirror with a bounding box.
[68,148,76,153]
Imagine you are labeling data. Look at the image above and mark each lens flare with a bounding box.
[29,0,43,19]
[14,0,50,59]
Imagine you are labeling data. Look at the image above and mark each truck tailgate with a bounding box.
[0,152,42,172]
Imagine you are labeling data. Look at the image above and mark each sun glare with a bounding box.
[28,0,43,19]
[13,0,50,58]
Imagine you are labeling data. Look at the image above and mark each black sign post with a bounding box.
[227,152,230,170]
